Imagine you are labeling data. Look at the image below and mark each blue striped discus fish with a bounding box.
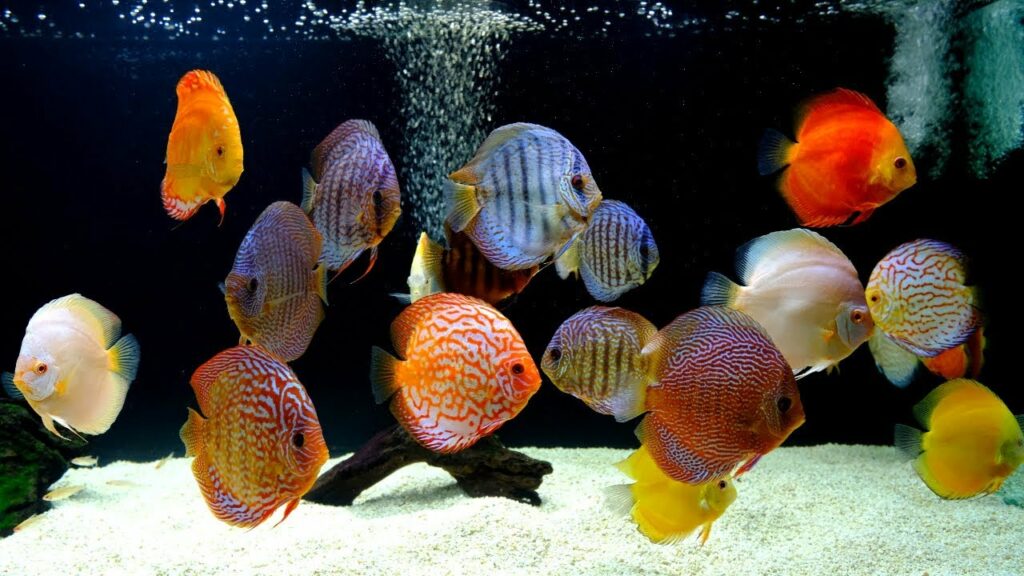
[180,345,329,527]
[866,239,980,358]
[555,200,659,302]
[301,120,401,280]
[445,123,603,270]
[224,201,327,362]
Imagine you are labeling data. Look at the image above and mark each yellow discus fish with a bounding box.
[607,445,737,545]
[896,379,1024,499]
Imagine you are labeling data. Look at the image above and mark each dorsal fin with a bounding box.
[795,88,881,136]
[311,119,382,177]
[912,379,996,428]
[189,346,263,415]
[735,228,848,286]
[38,294,122,348]
[176,70,226,99]
[461,123,545,172]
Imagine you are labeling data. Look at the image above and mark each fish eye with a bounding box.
[216,146,224,157]
[777,396,792,414]
[35,363,47,375]
[372,190,384,209]
[512,363,525,375]
[894,157,907,169]
[247,277,258,292]
[548,347,562,363]
[292,432,305,448]
[571,174,584,191]
[869,293,880,303]
[851,310,865,324]
[718,480,727,490]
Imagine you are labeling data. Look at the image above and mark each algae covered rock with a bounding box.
[0,401,79,537]
[999,467,1024,508]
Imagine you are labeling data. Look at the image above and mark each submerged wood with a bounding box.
[305,424,553,506]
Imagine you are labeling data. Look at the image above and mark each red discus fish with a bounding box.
[639,306,805,483]
[758,88,916,227]
[179,346,329,528]
[370,293,541,453]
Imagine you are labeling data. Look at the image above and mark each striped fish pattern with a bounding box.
[224,201,327,362]
[370,293,541,453]
[406,230,539,306]
[542,306,657,421]
[302,119,401,278]
[640,306,804,483]
[866,239,981,358]
[556,200,659,302]
[445,123,603,270]
[179,346,329,528]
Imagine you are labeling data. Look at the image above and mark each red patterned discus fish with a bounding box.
[370,293,541,453]
[179,346,328,528]
[640,306,805,483]
[301,120,401,280]
[224,201,328,362]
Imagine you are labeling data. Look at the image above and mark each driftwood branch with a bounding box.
[305,424,553,506]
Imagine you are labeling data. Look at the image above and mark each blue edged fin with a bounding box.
[369,346,401,404]
[757,129,794,176]
[301,168,318,213]
[868,331,918,388]
[894,424,923,461]
[108,334,141,383]
[700,272,741,307]
[2,372,23,400]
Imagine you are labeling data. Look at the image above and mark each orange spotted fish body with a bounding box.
[370,293,541,453]
[301,120,401,279]
[179,346,328,528]
[758,88,916,227]
[640,306,805,483]
[224,201,328,362]
[162,70,243,223]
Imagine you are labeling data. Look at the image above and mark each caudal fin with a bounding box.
[108,334,141,383]
[444,180,481,233]
[757,129,795,176]
[179,407,207,457]
[894,424,922,461]
[700,272,741,307]
[369,347,401,404]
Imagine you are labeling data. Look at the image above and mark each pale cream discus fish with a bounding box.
[3,294,140,439]
[701,229,873,377]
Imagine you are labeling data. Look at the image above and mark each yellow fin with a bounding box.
[107,334,141,383]
[444,180,481,233]
[315,264,329,305]
[301,168,318,213]
[554,237,580,280]
[369,347,401,404]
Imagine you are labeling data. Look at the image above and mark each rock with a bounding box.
[305,424,553,507]
[0,401,81,537]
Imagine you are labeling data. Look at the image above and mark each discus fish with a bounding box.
[405,230,539,306]
[895,379,1023,499]
[3,294,140,439]
[867,239,980,358]
[702,228,872,377]
[161,70,243,223]
[870,326,986,389]
[542,306,656,420]
[640,306,805,483]
[445,123,603,270]
[556,200,659,302]
[370,293,541,453]
[179,346,329,528]
[301,119,401,279]
[224,201,328,362]
[607,445,736,545]
[758,88,916,226]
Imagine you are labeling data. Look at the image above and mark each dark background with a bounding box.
[1,2,1018,461]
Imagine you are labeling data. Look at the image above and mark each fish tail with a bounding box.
[369,347,401,404]
[315,264,329,305]
[300,168,318,213]
[894,424,923,462]
[603,484,635,517]
[107,333,141,383]
[444,179,481,233]
[2,372,23,400]
[179,407,207,458]
[757,128,795,176]
[700,272,741,308]
[410,232,444,298]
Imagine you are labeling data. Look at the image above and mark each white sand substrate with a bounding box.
[1,444,1021,576]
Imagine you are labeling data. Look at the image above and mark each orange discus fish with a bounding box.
[162,70,243,223]
[370,293,541,453]
[640,306,805,483]
[758,88,916,227]
[179,346,328,528]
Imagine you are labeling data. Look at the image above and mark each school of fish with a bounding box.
[1,74,1015,547]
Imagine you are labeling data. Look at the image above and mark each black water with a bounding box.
[1,3,1019,461]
